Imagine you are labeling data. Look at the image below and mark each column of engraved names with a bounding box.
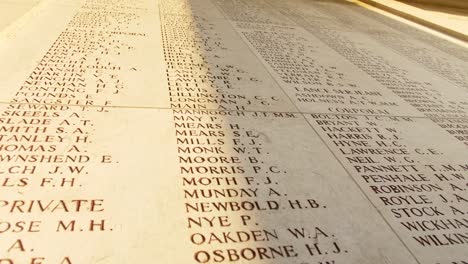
[160,0,282,112]
[159,1,354,262]
[0,0,150,263]
[174,110,327,263]
[308,114,468,261]
[169,109,356,263]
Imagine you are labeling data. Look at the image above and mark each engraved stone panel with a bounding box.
[0,0,466,263]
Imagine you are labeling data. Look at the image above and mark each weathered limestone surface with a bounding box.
[0,0,467,263]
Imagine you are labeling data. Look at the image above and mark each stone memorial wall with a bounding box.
[0,0,466,263]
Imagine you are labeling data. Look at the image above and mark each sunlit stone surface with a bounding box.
[0,0,41,31]
[0,0,467,263]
